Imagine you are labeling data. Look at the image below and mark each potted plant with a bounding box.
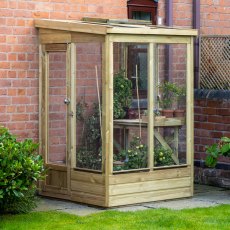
[113,70,133,119]
[174,85,186,118]
[157,81,176,118]
[113,136,147,171]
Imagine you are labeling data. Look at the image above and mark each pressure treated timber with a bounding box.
[35,19,197,36]
[147,43,154,169]
[35,19,110,35]
[37,19,196,207]
[187,38,195,195]
[40,33,71,44]
[71,170,105,184]
[39,191,70,200]
[71,181,105,195]
[109,177,191,196]
[70,43,76,169]
[46,169,67,188]
[71,33,105,43]
[71,191,105,207]
[114,118,185,127]
[109,167,191,185]
[45,44,67,52]
[109,35,191,44]
[109,187,192,207]
[42,185,68,195]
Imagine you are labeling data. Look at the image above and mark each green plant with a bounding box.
[76,103,102,170]
[0,127,46,214]
[158,81,186,109]
[76,147,102,170]
[76,100,88,121]
[174,84,186,109]
[113,70,133,119]
[158,81,175,109]
[154,146,174,166]
[205,137,230,167]
[114,136,147,170]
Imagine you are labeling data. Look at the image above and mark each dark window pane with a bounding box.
[132,11,151,21]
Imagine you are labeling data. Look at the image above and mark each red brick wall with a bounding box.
[158,0,230,35]
[0,0,127,139]
[194,97,230,164]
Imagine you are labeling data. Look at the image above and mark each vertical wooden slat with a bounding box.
[148,43,154,170]
[43,49,49,164]
[186,38,194,195]
[66,44,71,195]
[39,45,43,157]
[104,35,113,207]
[70,43,76,169]
[38,45,45,190]
[101,42,106,173]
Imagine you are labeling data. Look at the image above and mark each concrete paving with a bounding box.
[34,184,230,216]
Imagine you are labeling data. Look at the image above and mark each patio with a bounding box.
[35,184,230,216]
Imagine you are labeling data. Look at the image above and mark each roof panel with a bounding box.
[34,19,198,37]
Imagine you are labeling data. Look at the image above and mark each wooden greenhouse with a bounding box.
[35,19,197,207]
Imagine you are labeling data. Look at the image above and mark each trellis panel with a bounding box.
[200,36,230,90]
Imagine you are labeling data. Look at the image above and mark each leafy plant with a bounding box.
[114,136,147,170]
[205,137,230,167]
[76,103,102,170]
[158,81,186,109]
[76,147,102,170]
[76,100,88,121]
[0,127,46,214]
[154,146,175,167]
[113,70,133,119]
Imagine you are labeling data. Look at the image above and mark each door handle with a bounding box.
[64,98,70,105]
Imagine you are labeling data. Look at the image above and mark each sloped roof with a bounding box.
[35,19,198,36]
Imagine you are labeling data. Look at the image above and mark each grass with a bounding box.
[0,205,229,230]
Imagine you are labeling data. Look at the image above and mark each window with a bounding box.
[127,0,158,25]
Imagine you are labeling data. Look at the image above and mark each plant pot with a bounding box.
[174,109,185,118]
[161,109,174,118]
[127,108,139,119]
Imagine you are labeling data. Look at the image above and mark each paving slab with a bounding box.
[34,197,104,216]
[35,184,230,215]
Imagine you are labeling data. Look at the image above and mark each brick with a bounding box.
[201,122,216,130]
[216,108,230,116]
[207,100,222,107]
[210,131,223,138]
[203,107,217,115]
[12,97,30,105]
[208,115,222,123]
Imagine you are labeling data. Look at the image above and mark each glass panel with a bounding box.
[76,42,102,171]
[132,11,151,21]
[154,44,187,167]
[113,43,148,172]
[48,52,67,165]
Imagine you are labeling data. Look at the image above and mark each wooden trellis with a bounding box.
[200,36,230,90]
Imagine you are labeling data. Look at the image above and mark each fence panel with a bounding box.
[200,36,230,90]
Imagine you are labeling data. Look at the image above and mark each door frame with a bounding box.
[39,43,76,198]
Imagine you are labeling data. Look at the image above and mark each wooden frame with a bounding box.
[36,19,197,207]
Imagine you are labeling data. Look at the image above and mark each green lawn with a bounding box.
[0,205,229,230]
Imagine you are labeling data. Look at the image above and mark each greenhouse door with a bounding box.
[39,44,73,199]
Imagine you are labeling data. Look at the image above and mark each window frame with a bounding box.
[127,0,158,25]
